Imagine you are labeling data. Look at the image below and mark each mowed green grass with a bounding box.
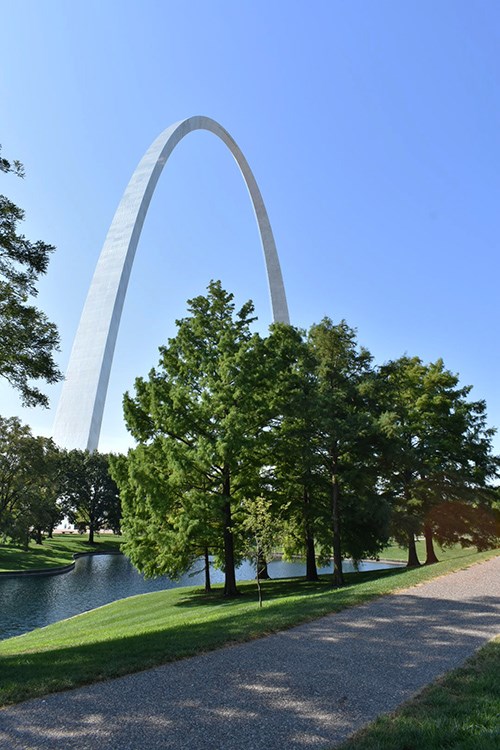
[379,539,477,564]
[0,533,123,572]
[0,546,497,707]
[337,636,500,750]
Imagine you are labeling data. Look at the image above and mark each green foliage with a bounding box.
[266,324,326,580]
[308,319,390,583]
[377,356,499,562]
[115,281,284,596]
[0,146,62,406]
[111,446,217,581]
[427,498,499,552]
[114,281,497,594]
[0,416,62,546]
[241,494,285,605]
[60,450,121,543]
[20,436,63,544]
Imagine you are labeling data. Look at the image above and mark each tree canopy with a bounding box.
[0,416,62,547]
[377,356,499,565]
[111,282,498,597]
[59,450,121,544]
[0,146,62,406]
[113,281,285,596]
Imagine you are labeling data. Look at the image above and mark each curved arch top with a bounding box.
[53,116,290,451]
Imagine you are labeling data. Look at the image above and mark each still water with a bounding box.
[0,554,400,641]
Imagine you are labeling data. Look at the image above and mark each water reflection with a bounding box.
[0,554,402,641]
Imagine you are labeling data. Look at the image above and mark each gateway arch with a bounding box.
[52,116,290,451]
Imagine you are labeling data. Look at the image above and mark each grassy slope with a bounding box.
[337,636,500,750]
[0,533,123,572]
[0,546,497,707]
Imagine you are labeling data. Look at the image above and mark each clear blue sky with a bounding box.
[1,0,499,454]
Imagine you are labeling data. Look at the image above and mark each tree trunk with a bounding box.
[304,488,319,581]
[203,546,211,593]
[407,532,421,567]
[88,524,94,545]
[257,550,271,579]
[222,466,239,597]
[36,527,43,545]
[424,524,439,564]
[331,471,344,587]
[256,544,263,608]
[305,531,319,582]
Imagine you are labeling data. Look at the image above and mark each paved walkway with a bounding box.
[1,557,499,750]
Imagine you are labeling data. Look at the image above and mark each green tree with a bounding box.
[0,417,62,547]
[425,496,499,552]
[0,147,62,406]
[23,437,63,545]
[308,319,389,586]
[60,450,121,544]
[111,446,219,592]
[241,495,283,607]
[266,324,325,581]
[117,282,283,597]
[0,416,33,537]
[377,356,499,565]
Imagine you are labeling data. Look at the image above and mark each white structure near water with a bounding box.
[53,116,290,451]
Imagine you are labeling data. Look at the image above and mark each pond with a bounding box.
[0,554,403,641]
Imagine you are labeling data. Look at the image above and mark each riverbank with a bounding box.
[0,534,123,573]
[0,546,497,707]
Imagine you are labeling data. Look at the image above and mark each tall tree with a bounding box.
[0,416,33,536]
[0,147,62,406]
[266,324,325,582]
[308,319,389,586]
[60,450,121,544]
[118,281,282,597]
[22,437,63,545]
[0,417,61,547]
[377,356,499,565]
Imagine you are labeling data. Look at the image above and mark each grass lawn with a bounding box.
[0,546,497,707]
[0,533,123,572]
[336,636,500,750]
[379,539,477,565]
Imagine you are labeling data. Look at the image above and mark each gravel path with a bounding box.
[1,556,499,750]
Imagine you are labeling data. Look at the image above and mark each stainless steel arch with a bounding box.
[52,116,290,451]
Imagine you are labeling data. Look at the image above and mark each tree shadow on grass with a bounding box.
[174,566,408,609]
